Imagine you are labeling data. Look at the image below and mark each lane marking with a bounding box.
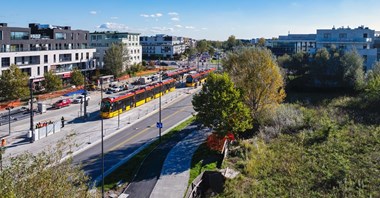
[107,109,183,152]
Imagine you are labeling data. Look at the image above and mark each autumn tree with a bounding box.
[44,70,63,92]
[223,47,286,120]
[71,68,84,86]
[192,73,252,136]
[103,43,130,77]
[0,137,99,197]
[257,37,266,47]
[0,64,30,101]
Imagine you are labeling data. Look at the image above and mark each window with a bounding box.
[44,55,48,63]
[1,57,10,67]
[323,33,331,39]
[339,33,347,39]
[85,33,88,40]
[44,66,48,73]
[54,54,56,62]
[0,31,2,40]
[75,53,79,60]
[97,35,102,40]
[10,32,29,40]
[363,33,368,38]
[86,52,89,59]
[37,66,40,76]
[91,35,96,41]
[55,32,66,40]
[363,45,367,49]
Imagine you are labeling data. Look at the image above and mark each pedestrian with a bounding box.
[61,116,65,128]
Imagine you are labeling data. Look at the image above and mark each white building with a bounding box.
[90,32,142,69]
[0,23,96,84]
[140,34,187,59]
[316,26,377,70]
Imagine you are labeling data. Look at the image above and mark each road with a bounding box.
[73,90,195,181]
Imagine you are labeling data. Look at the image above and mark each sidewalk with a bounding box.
[150,128,211,198]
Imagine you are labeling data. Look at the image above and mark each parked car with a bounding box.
[72,95,91,104]
[109,87,120,93]
[53,99,71,109]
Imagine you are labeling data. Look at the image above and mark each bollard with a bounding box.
[128,117,130,124]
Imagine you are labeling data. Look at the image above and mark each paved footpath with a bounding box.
[150,128,211,198]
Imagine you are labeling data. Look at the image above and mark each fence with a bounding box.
[31,121,61,141]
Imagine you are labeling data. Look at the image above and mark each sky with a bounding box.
[1,0,380,40]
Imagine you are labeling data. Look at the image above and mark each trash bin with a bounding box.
[37,102,47,113]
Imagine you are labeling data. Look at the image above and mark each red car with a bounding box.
[53,99,71,109]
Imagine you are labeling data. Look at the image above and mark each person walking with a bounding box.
[61,116,65,128]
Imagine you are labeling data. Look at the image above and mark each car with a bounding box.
[105,90,113,94]
[109,87,120,92]
[53,99,71,109]
[72,95,90,104]
[159,62,169,66]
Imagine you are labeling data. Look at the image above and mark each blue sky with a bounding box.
[1,0,380,40]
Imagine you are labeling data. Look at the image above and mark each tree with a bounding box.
[0,64,30,101]
[0,137,99,197]
[223,47,286,120]
[208,46,215,57]
[225,35,237,51]
[103,43,130,77]
[44,70,62,92]
[70,68,84,86]
[340,50,365,90]
[257,37,266,47]
[196,40,208,53]
[192,73,252,136]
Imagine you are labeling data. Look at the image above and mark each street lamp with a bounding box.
[5,106,14,136]
[29,78,35,143]
[100,77,105,198]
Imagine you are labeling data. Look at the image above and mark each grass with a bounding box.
[188,142,221,185]
[102,116,196,191]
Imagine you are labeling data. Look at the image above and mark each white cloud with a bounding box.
[201,27,208,30]
[171,17,180,21]
[185,26,195,29]
[174,25,183,28]
[141,13,163,18]
[97,22,129,31]
[90,11,97,15]
[168,12,179,16]
[110,16,119,20]
[150,26,174,33]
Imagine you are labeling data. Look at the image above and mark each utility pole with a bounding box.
[5,106,14,136]
[100,78,104,198]
[83,69,87,119]
[159,70,162,142]
[29,78,34,143]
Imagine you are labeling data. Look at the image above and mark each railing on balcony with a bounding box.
[0,46,95,53]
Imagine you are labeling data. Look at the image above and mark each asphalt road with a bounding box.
[73,91,196,181]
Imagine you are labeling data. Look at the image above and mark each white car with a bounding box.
[73,95,91,104]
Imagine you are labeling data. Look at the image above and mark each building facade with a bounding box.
[140,34,187,59]
[90,31,142,69]
[270,34,316,56]
[316,26,377,70]
[0,23,96,81]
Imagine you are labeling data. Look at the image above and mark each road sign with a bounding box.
[156,122,163,128]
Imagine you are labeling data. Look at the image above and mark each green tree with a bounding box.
[44,70,62,92]
[225,35,237,51]
[192,73,252,136]
[0,137,99,197]
[103,43,130,77]
[70,68,84,86]
[340,50,365,90]
[223,47,286,120]
[208,46,215,57]
[196,40,208,53]
[0,64,30,101]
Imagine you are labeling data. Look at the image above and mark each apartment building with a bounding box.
[140,34,187,59]
[316,26,377,70]
[90,31,142,69]
[0,23,96,83]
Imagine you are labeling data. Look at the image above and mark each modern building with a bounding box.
[270,34,316,56]
[90,31,142,69]
[140,34,188,59]
[316,26,377,70]
[0,23,96,84]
